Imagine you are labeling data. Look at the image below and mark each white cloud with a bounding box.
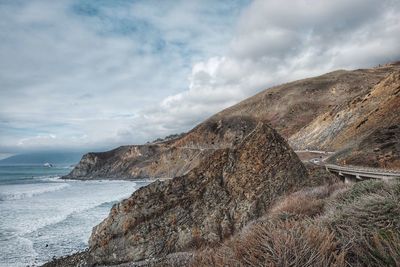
[1,0,399,153]
[0,0,245,153]
[135,0,400,140]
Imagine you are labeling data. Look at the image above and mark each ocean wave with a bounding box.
[24,198,128,236]
[0,183,70,201]
[38,176,63,182]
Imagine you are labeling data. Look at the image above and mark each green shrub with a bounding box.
[324,179,400,266]
[351,230,400,267]
[332,179,388,206]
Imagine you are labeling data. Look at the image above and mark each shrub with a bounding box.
[270,192,325,220]
[270,183,346,220]
[329,179,389,207]
[324,179,400,266]
[192,220,346,267]
[192,179,400,267]
[351,230,400,267]
[325,179,400,235]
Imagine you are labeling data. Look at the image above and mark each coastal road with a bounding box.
[295,150,400,183]
[324,163,400,183]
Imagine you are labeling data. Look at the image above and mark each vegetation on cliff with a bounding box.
[193,178,400,267]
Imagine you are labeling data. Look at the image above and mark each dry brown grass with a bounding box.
[191,179,400,267]
[271,195,325,219]
[349,230,400,267]
[270,183,346,220]
[192,220,346,267]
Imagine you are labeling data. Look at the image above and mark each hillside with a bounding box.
[290,70,400,169]
[86,122,309,265]
[65,62,400,180]
[64,116,259,179]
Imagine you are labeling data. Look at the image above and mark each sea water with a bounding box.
[0,165,148,267]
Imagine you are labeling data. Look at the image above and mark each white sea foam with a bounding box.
[38,176,62,182]
[0,236,38,267]
[0,183,70,201]
[0,176,143,266]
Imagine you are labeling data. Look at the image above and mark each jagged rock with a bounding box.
[87,122,308,265]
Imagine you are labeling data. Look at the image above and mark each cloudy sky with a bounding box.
[0,0,399,156]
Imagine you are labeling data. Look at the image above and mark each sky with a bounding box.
[0,0,399,157]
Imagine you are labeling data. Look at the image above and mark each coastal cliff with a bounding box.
[65,62,400,180]
[45,63,400,266]
[49,122,308,266]
[64,116,258,180]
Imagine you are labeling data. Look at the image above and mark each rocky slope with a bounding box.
[82,122,307,265]
[65,62,400,180]
[290,70,400,158]
[328,124,400,169]
[216,62,400,168]
[64,116,258,179]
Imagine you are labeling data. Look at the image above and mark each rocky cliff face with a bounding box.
[290,70,400,168]
[86,122,308,265]
[66,62,400,180]
[64,116,258,179]
[327,124,400,169]
[290,71,400,149]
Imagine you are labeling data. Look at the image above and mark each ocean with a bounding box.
[0,165,148,267]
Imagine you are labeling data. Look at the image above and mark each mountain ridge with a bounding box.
[64,62,400,180]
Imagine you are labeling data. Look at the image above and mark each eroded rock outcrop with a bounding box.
[86,122,308,265]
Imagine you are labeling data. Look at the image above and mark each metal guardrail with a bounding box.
[325,164,400,175]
